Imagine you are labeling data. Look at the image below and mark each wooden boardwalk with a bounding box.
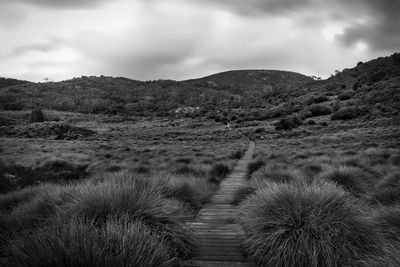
[183,142,255,267]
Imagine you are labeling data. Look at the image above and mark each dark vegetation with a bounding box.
[1,53,398,120]
[0,160,88,194]
[238,147,400,266]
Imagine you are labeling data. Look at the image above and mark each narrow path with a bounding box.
[183,142,255,267]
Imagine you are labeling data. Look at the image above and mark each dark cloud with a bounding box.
[337,0,400,51]
[0,43,58,60]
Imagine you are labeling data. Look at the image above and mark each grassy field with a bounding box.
[0,109,250,266]
[0,93,399,266]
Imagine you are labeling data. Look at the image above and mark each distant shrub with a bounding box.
[247,159,265,177]
[239,182,381,267]
[307,104,331,117]
[369,70,387,84]
[306,119,316,125]
[254,127,265,133]
[331,106,369,120]
[229,150,243,160]
[303,96,315,105]
[313,95,328,103]
[175,157,193,164]
[338,91,353,100]
[275,116,302,131]
[31,109,44,122]
[6,218,176,267]
[231,186,256,206]
[208,163,230,184]
[4,102,23,111]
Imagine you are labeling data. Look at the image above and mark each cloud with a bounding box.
[7,0,109,9]
[0,0,398,82]
[337,0,400,51]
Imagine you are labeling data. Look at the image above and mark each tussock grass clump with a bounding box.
[231,186,256,206]
[318,166,371,197]
[208,163,230,184]
[247,159,265,177]
[239,182,381,267]
[1,172,197,263]
[175,157,193,164]
[6,218,176,267]
[376,172,400,189]
[0,185,45,212]
[61,174,195,257]
[163,183,203,212]
[251,162,301,184]
[298,160,332,180]
[133,165,150,174]
[369,187,400,206]
[173,164,204,177]
[373,205,400,242]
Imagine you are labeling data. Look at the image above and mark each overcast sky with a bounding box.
[0,0,399,82]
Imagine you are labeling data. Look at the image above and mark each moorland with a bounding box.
[0,52,399,266]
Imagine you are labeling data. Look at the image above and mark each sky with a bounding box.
[0,0,399,82]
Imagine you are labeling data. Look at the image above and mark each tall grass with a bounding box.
[1,171,199,265]
[5,218,176,267]
[239,181,382,267]
[318,166,372,197]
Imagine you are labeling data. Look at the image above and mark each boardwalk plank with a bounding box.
[183,142,255,267]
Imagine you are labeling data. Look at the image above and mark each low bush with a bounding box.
[239,182,382,267]
[208,163,230,184]
[275,116,302,131]
[331,106,369,120]
[338,91,353,100]
[307,104,331,117]
[313,95,328,103]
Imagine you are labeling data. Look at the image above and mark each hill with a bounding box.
[0,53,399,118]
[186,69,311,88]
[0,77,30,89]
